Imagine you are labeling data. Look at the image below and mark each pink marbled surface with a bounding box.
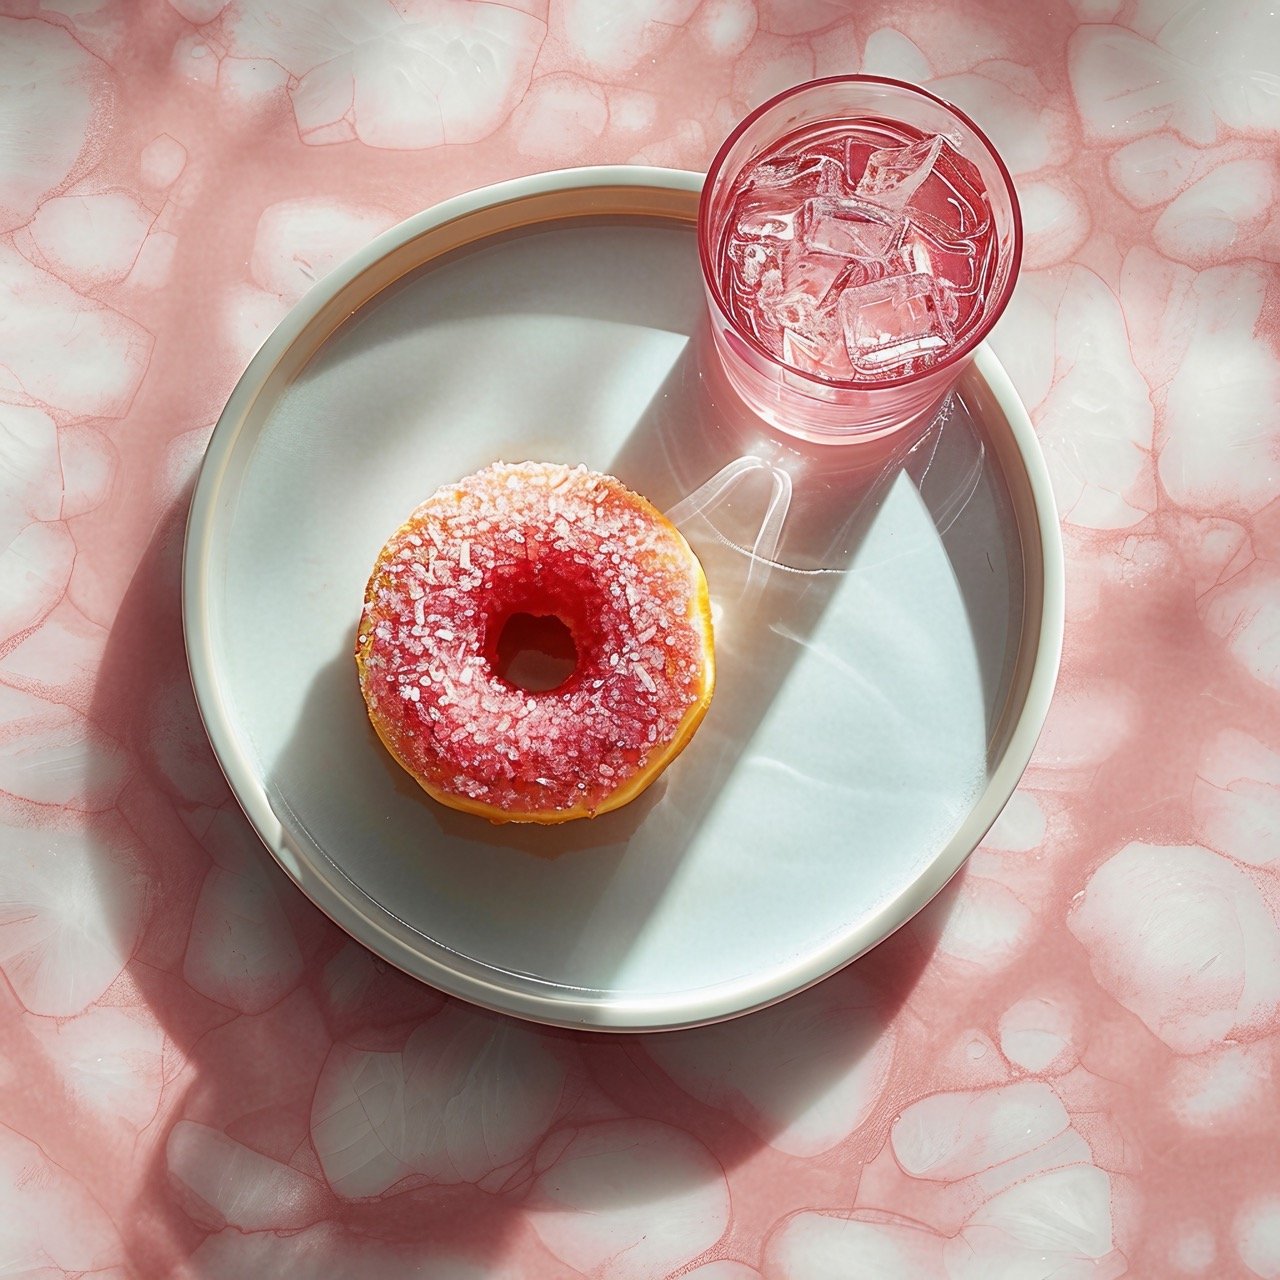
[2,0,1279,1275]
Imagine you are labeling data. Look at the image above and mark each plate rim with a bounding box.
[182,164,1065,1032]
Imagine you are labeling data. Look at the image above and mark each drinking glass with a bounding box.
[698,75,1022,443]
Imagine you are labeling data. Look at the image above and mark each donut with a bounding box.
[356,461,715,824]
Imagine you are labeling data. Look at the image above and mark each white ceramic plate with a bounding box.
[183,167,1063,1031]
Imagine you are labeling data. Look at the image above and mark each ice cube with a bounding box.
[838,273,957,374]
[896,233,964,317]
[727,186,800,242]
[763,287,819,333]
[801,196,907,260]
[904,207,982,256]
[744,148,846,195]
[739,207,797,240]
[859,136,990,260]
[782,324,847,378]
[856,135,944,209]
[755,250,848,376]
[896,235,935,277]
[734,265,785,340]
[757,266,783,306]
[776,295,849,379]
[780,249,856,307]
[727,236,777,286]
[932,141,991,237]
[898,217,992,305]
[896,143,991,259]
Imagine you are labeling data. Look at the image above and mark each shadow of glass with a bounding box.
[577,323,1016,950]
[616,319,1023,756]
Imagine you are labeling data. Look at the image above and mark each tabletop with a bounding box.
[2,1,1278,1277]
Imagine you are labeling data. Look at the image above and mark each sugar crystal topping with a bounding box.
[358,462,707,815]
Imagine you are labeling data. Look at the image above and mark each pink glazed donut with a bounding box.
[356,462,716,824]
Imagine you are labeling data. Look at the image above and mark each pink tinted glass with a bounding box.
[699,76,1023,443]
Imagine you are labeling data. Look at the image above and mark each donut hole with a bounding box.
[494,612,579,693]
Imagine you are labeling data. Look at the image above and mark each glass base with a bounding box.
[710,317,965,444]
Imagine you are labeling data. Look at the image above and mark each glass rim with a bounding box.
[697,74,1024,392]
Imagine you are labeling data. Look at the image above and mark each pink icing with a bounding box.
[359,462,708,816]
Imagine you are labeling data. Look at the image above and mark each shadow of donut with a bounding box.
[78,493,535,1276]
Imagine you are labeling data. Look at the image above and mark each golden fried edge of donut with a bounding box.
[355,497,716,826]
